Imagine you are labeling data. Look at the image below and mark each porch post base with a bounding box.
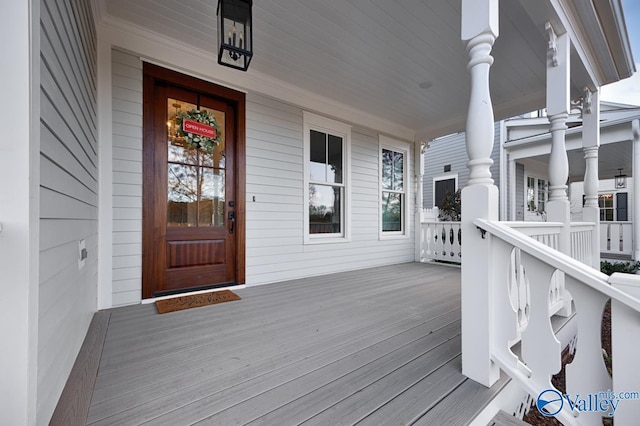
[461,183,500,387]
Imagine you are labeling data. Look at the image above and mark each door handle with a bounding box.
[228,211,235,234]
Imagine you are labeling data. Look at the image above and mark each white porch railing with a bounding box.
[474,219,640,425]
[601,221,633,257]
[501,221,563,250]
[420,220,462,264]
[570,222,596,265]
[420,219,597,268]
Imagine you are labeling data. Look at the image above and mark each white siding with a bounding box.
[422,122,501,208]
[245,93,416,285]
[38,0,97,422]
[108,54,415,301]
[111,49,143,307]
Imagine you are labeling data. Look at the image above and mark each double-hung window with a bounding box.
[599,193,614,221]
[526,176,547,213]
[303,112,351,243]
[380,136,410,237]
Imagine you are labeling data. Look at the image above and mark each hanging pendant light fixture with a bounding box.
[615,168,627,189]
[217,0,253,71]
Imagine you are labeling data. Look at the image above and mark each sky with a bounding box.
[600,0,640,105]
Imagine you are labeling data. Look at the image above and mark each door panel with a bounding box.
[143,64,245,298]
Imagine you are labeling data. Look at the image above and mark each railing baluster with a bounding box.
[564,275,611,425]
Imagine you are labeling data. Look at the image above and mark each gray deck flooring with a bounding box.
[87,262,508,425]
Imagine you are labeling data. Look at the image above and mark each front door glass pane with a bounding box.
[167,163,198,226]
[167,97,226,227]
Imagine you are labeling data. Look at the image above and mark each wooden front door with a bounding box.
[142,64,245,299]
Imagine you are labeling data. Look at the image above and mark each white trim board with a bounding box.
[141,285,248,304]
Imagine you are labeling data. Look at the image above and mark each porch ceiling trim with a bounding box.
[95,14,416,143]
[549,0,635,87]
[505,112,639,151]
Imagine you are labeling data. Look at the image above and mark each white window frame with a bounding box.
[598,192,615,222]
[432,174,458,208]
[303,111,352,244]
[524,173,547,213]
[379,136,411,239]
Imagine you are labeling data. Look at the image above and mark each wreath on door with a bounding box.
[174,109,222,154]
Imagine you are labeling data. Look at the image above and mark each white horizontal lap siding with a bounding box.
[38,0,97,423]
[111,49,143,307]
[246,94,415,285]
[423,122,501,208]
[423,132,467,208]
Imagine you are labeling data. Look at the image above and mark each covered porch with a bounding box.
[4,0,640,424]
[83,263,514,425]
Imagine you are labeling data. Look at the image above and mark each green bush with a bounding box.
[600,260,640,276]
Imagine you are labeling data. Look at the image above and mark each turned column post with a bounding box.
[545,22,572,316]
[545,22,571,248]
[582,88,600,268]
[460,0,500,387]
[633,119,640,261]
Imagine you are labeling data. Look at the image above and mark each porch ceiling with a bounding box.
[99,0,616,139]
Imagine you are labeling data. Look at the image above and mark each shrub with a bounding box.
[600,260,640,276]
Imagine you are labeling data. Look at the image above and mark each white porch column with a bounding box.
[460,0,500,387]
[545,23,572,317]
[633,119,640,260]
[0,1,39,424]
[545,24,571,252]
[582,89,600,268]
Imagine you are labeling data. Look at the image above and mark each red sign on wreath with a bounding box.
[182,119,217,139]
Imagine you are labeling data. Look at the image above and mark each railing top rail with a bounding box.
[420,220,461,224]
[569,222,596,232]
[569,222,595,227]
[475,218,640,312]
[602,221,634,225]
[502,221,564,236]
[502,221,563,229]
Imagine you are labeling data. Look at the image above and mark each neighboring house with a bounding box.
[422,121,509,213]
[2,0,637,424]
[423,103,640,261]
[502,102,640,260]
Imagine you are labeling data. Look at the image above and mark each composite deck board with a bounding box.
[92,286,458,397]
[89,304,459,423]
[87,263,507,425]
[250,334,462,426]
[93,266,456,385]
[412,372,511,425]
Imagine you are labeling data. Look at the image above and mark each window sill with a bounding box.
[379,233,409,240]
[304,236,352,245]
